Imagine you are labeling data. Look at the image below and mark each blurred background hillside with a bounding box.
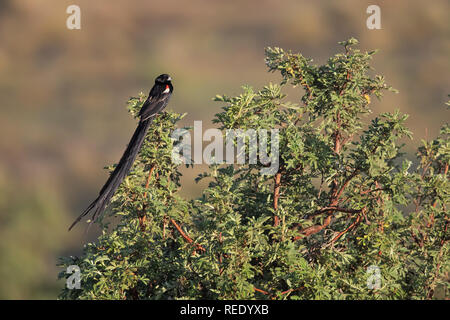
[0,0,448,299]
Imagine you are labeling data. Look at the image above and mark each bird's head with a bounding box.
[155,74,172,84]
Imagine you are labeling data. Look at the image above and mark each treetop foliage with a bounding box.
[59,39,449,300]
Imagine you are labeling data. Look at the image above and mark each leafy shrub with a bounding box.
[58,39,448,300]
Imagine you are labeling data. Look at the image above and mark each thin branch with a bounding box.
[281,286,305,296]
[313,206,362,215]
[330,214,362,244]
[295,214,333,239]
[253,287,270,295]
[169,218,205,253]
[273,172,282,226]
[253,286,305,298]
[334,169,359,200]
[143,165,156,198]
[295,168,360,239]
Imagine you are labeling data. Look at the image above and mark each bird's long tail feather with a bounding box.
[69,119,152,231]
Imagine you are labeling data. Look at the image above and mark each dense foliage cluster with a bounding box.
[59,39,448,299]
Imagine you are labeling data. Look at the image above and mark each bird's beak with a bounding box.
[168,76,172,82]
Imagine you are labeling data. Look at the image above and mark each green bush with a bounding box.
[58,39,448,300]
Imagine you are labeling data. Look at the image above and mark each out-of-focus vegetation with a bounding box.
[0,170,69,299]
[0,0,448,299]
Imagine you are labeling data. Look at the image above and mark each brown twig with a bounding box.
[373,181,386,234]
[273,172,282,226]
[253,287,270,295]
[334,169,359,200]
[313,206,362,215]
[441,219,449,246]
[253,286,305,298]
[281,286,305,296]
[169,218,205,253]
[143,165,156,198]
[297,166,360,238]
[295,214,333,240]
[330,214,362,244]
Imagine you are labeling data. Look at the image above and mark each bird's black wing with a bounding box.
[139,88,172,121]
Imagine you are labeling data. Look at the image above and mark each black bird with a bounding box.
[69,74,173,231]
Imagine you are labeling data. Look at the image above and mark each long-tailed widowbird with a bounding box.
[69,74,173,231]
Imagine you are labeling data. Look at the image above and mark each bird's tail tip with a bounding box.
[68,200,97,231]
